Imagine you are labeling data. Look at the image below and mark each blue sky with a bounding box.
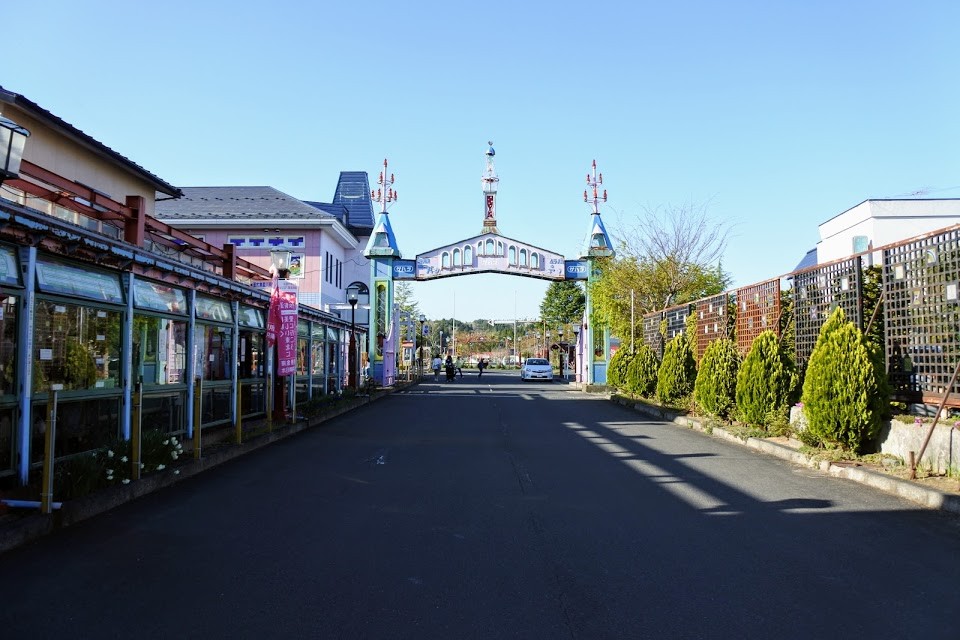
[6,1,959,322]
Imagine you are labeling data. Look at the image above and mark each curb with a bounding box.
[611,396,960,515]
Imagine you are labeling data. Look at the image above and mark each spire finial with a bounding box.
[371,158,398,214]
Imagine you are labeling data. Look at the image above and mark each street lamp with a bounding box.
[558,328,565,380]
[546,331,552,368]
[418,313,426,377]
[0,117,31,185]
[347,284,360,389]
[572,325,581,382]
[269,248,293,278]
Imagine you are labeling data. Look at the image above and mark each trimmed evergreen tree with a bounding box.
[607,348,634,391]
[656,333,697,403]
[801,307,883,452]
[693,337,741,419]
[735,330,793,427]
[626,344,660,398]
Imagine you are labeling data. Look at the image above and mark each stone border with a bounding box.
[610,395,960,515]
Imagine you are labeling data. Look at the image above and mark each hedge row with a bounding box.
[608,307,885,453]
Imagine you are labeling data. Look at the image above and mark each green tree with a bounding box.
[540,281,585,328]
[625,344,659,397]
[656,333,697,404]
[693,337,740,419]
[800,307,883,452]
[735,330,793,428]
[394,281,420,317]
[607,348,634,390]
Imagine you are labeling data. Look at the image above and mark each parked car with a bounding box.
[520,358,553,381]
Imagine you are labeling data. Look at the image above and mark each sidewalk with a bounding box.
[608,395,960,515]
[0,383,412,555]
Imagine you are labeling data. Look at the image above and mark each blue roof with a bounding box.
[793,248,817,272]
[332,171,374,229]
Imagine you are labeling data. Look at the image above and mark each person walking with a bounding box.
[477,358,486,378]
[444,355,455,382]
[431,355,442,381]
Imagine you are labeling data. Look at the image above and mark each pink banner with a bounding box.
[267,278,298,376]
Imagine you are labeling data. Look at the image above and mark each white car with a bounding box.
[520,358,553,381]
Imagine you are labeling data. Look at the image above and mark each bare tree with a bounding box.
[614,201,732,309]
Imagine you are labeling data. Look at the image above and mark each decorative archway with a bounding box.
[363,147,614,386]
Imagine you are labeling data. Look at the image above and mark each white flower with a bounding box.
[156,464,165,471]
[120,456,128,463]
[162,439,169,446]
[173,469,180,475]
[140,463,145,469]
[171,452,178,460]
[107,450,115,458]
[121,479,130,484]
[106,470,113,478]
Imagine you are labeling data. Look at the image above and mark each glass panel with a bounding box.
[34,300,122,391]
[237,330,265,379]
[31,397,120,461]
[326,326,338,341]
[195,295,232,323]
[311,337,325,375]
[133,315,189,385]
[36,260,123,303]
[0,404,14,476]
[297,337,309,375]
[0,245,20,286]
[238,306,266,329]
[239,381,266,416]
[298,320,310,337]
[194,324,232,381]
[141,392,186,435]
[0,296,17,397]
[199,385,231,425]
[133,280,188,314]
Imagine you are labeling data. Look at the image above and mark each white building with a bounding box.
[812,198,960,266]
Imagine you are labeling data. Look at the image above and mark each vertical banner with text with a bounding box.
[267,278,299,376]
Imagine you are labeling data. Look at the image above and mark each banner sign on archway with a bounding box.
[564,260,590,280]
[392,259,417,280]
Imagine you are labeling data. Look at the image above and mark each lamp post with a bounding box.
[418,313,426,378]
[558,328,565,380]
[269,248,293,422]
[0,117,31,185]
[546,331,552,369]
[572,325,581,382]
[347,284,360,389]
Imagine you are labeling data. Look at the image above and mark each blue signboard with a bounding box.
[564,260,590,280]
[392,259,417,280]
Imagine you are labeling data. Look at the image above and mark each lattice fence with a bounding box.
[792,257,863,364]
[694,293,730,360]
[734,279,780,355]
[883,227,960,404]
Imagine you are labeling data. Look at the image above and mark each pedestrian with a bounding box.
[432,355,442,381]
[445,354,455,382]
[477,358,486,378]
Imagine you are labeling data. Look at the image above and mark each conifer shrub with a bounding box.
[800,307,883,452]
[625,344,659,398]
[656,333,697,404]
[693,337,740,419]
[735,330,793,428]
[607,348,634,391]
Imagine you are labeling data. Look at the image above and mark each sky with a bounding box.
[5,1,959,322]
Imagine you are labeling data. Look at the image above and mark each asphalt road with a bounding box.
[2,371,960,639]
